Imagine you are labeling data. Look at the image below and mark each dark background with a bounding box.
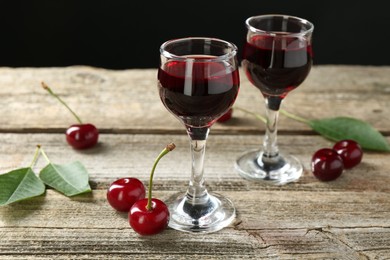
[1,0,389,69]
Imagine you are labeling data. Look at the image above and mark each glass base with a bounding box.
[167,192,236,233]
[235,149,303,185]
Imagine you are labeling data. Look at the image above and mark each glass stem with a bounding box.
[262,96,282,162]
[186,127,210,204]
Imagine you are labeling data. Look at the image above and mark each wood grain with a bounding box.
[0,133,389,192]
[1,189,389,230]
[0,66,389,134]
[1,190,389,259]
[1,66,390,259]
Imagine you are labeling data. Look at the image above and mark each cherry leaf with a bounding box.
[308,117,390,152]
[0,167,45,206]
[39,161,91,197]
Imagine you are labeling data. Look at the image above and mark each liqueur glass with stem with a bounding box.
[236,14,314,185]
[158,37,240,233]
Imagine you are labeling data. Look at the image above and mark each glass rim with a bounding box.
[160,37,238,62]
[245,14,314,36]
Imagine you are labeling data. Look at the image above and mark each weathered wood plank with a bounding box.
[0,190,389,259]
[0,133,389,192]
[1,227,386,259]
[1,189,389,230]
[0,66,389,134]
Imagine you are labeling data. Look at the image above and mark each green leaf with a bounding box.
[0,167,45,206]
[308,117,390,152]
[39,161,91,197]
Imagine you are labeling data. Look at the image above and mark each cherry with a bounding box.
[107,177,146,212]
[66,124,99,150]
[129,143,175,235]
[217,108,233,123]
[311,148,344,181]
[332,139,363,169]
[129,198,169,236]
[41,82,99,149]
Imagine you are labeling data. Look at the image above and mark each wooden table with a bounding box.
[0,66,389,259]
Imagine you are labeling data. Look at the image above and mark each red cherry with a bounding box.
[129,198,169,235]
[332,140,363,169]
[311,148,344,181]
[66,123,99,149]
[107,178,146,212]
[217,108,233,123]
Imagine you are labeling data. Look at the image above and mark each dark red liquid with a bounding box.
[158,59,240,127]
[243,34,312,98]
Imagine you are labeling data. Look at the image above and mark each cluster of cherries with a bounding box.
[311,139,363,181]
[106,143,175,235]
[43,82,171,235]
[218,108,364,182]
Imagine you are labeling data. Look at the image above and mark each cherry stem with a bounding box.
[30,145,41,168]
[39,147,52,164]
[235,106,311,125]
[146,143,176,211]
[41,82,83,124]
[279,109,310,124]
[234,106,267,124]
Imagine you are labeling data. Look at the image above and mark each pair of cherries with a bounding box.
[311,139,363,181]
[106,143,175,236]
[107,178,169,235]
